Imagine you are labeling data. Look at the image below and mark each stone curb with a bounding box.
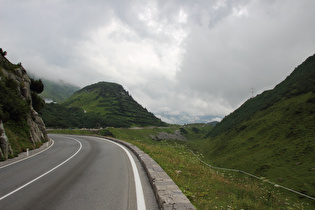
[105,137,196,210]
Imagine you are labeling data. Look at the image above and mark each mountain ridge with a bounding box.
[208,53,315,137]
[40,81,166,128]
[203,53,315,197]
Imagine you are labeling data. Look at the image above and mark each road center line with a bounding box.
[101,138,146,210]
[0,137,82,201]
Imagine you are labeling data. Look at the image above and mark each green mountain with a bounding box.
[39,79,80,103]
[40,82,166,128]
[204,54,315,197]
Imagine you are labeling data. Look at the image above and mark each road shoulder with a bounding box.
[0,139,53,169]
[105,136,196,210]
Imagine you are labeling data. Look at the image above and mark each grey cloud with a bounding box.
[1,0,315,124]
[176,0,315,109]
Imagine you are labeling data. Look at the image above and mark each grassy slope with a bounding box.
[209,54,315,137]
[204,54,315,197]
[205,92,315,195]
[109,126,314,208]
[63,89,104,113]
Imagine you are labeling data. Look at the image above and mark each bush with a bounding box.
[192,127,200,134]
[30,79,44,94]
[0,48,7,57]
[179,127,188,135]
[0,78,29,122]
[100,129,114,137]
[31,92,45,112]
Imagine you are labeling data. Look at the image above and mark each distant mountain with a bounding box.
[204,54,315,197]
[28,74,80,103]
[207,121,219,126]
[36,77,220,125]
[40,82,166,128]
[39,79,80,103]
[156,111,222,125]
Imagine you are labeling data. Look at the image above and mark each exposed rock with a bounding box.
[0,121,13,159]
[151,130,187,141]
[175,170,182,175]
[28,109,48,144]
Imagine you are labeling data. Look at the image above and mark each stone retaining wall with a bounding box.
[105,137,196,210]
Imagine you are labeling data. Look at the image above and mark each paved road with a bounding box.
[0,134,159,210]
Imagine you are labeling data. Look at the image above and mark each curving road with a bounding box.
[0,134,159,210]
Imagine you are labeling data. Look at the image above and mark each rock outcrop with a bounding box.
[0,50,48,160]
[28,109,48,145]
[0,121,13,159]
[150,130,187,141]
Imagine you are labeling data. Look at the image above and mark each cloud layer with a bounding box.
[1,0,315,124]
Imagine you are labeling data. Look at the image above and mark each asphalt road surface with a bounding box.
[0,134,159,210]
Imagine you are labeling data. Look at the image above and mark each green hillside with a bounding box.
[204,54,315,197]
[39,79,80,103]
[40,82,166,128]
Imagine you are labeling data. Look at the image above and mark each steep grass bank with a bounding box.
[202,54,315,200]
[203,92,315,198]
[107,126,314,209]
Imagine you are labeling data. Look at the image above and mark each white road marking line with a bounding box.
[0,137,82,201]
[101,138,146,210]
[0,139,55,170]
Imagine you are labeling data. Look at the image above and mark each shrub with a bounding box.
[31,92,45,112]
[99,129,114,137]
[0,78,29,122]
[179,127,188,135]
[192,127,200,134]
[30,78,44,94]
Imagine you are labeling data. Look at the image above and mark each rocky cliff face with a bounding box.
[0,51,48,160]
[0,121,12,159]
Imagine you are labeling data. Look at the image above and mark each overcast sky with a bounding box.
[1,0,315,124]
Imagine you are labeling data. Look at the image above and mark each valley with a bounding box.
[1,49,314,209]
[45,53,315,208]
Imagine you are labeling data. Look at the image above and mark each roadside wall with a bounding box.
[105,137,196,210]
